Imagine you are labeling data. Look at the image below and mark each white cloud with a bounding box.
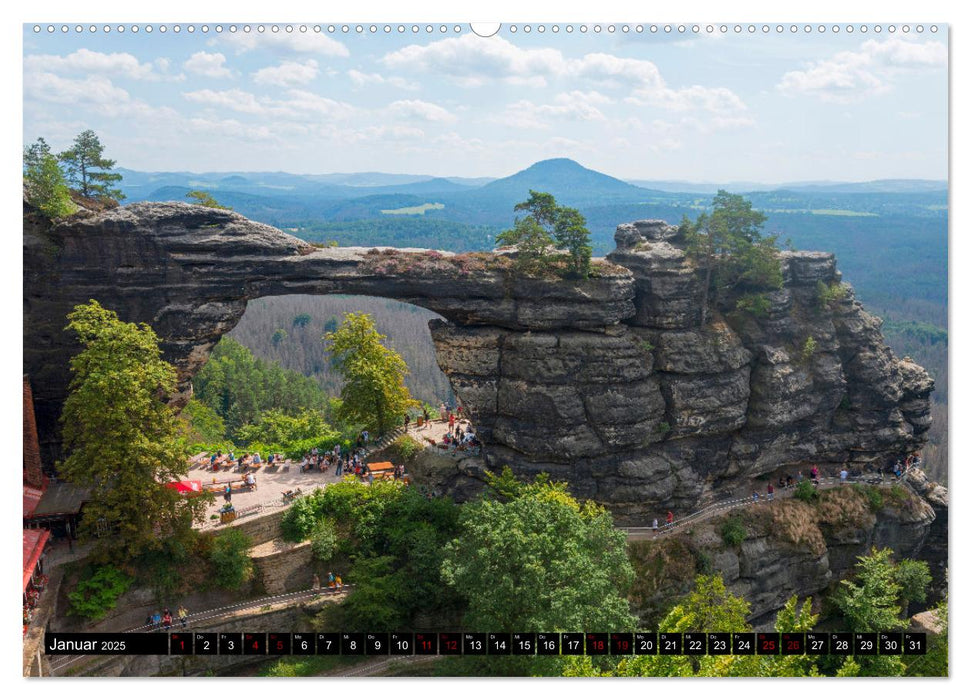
[387,99,456,123]
[252,60,319,87]
[24,72,179,120]
[183,52,232,79]
[347,69,417,90]
[494,96,608,130]
[778,38,946,103]
[182,87,356,120]
[24,48,159,80]
[380,34,745,114]
[221,31,349,58]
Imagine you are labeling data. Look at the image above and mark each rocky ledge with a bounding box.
[24,202,934,522]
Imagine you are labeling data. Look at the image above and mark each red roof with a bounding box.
[23,529,50,592]
[23,485,45,518]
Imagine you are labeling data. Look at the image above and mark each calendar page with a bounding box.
[22,19,948,681]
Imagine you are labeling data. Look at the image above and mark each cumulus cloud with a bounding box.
[347,69,418,90]
[221,31,349,58]
[24,48,160,80]
[380,34,745,115]
[495,95,609,130]
[183,52,232,79]
[24,72,179,120]
[387,99,456,123]
[182,87,356,120]
[778,38,946,103]
[252,59,319,86]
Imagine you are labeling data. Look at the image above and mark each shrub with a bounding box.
[865,486,885,512]
[281,490,326,542]
[800,336,818,364]
[794,480,819,504]
[310,519,338,561]
[209,529,254,590]
[735,292,772,317]
[816,280,849,309]
[68,564,134,620]
[392,434,422,461]
[720,515,747,547]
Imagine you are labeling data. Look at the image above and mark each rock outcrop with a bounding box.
[24,202,934,522]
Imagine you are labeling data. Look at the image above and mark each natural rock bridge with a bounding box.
[24,202,933,521]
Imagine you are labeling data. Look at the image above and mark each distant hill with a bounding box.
[479,158,656,204]
[628,178,947,195]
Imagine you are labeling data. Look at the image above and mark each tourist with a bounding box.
[237,454,246,471]
[752,490,760,502]
[404,414,410,431]
[778,475,786,490]
[797,471,804,484]
[423,407,430,425]
[363,430,370,445]
[312,574,321,592]
[328,571,335,588]
[245,472,256,490]
[151,610,161,631]
[666,511,674,526]
[652,518,658,530]
[162,609,173,631]
[336,459,343,476]
[785,474,793,489]
[224,483,232,502]
[336,574,343,590]
[457,405,463,419]
[440,403,447,421]
[178,605,188,629]
[228,450,235,462]
[810,465,819,482]
[448,412,456,431]
[767,483,775,501]
[839,467,849,484]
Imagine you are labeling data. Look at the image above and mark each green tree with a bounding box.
[441,469,637,633]
[181,398,227,445]
[58,301,210,560]
[58,130,125,200]
[292,313,313,328]
[324,312,418,435]
[186,190,231,209]
[681,190,781,323]
[272,328,288,346]
[554,206,593,277]
[498,191,593,277]
[209,529,254,590]
[23,138,75,218]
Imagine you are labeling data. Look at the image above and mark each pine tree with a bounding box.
[59,130,125,200]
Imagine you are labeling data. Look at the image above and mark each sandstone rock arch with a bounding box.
[24,203,933,521]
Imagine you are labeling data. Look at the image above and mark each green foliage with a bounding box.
[235,408,344,459]
[816,280,849,310]
[882,319,947,346]
[181,398,227,444]
[498,190,593,277]
[734,293,772,317]
[59,301,210,560]
[58,129,124,200]
[325,312,418,435]
[895,559,931,608]
[553,206,593,277]
[905,598,947,677]
[23,138,75,218]
[800,336,818,364]
[392,434,422,461]
[68,564,134,620]
[638,340,655,353]
[259,655,346,677]
[683,190,782,322]
[441,471,637,633]
[192,337,331,438]
[272,328,287,346]
[794,480,819,504]
[720,515,747,546]
[292,313,313,328]
[281,489,326,542]
[209,529,254,590]
[186,190,231,209]
[310,519,338,561]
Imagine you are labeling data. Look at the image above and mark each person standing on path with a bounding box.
[151,610,161,631]
[840,467,848,484]
[652,518,658,530]
[178,605,189,629]
[767,483,775,500]
[666,511,674,527]
[328,571,335,588]
[312,574,321,593]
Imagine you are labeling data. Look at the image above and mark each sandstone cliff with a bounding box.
[24,202,933,522]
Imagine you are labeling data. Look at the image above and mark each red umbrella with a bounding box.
[165,480,203,495]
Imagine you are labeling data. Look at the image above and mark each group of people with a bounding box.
[209,450,285,473]
[299,444,368,476]
[311,571,344,592]
[146,605,189,632]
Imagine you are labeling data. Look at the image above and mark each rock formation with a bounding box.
[24,202,935,523]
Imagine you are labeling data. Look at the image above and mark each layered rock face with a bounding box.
[24,203,934,522]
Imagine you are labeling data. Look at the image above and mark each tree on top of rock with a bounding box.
[680,190,782,323]
[59,130,125,201]
[23,137,76,219]
[497,190,593,278]
[186,190,231,210]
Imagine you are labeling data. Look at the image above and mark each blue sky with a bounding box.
[22,24,948,182]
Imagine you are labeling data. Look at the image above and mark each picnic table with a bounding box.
[367,462,396,481]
